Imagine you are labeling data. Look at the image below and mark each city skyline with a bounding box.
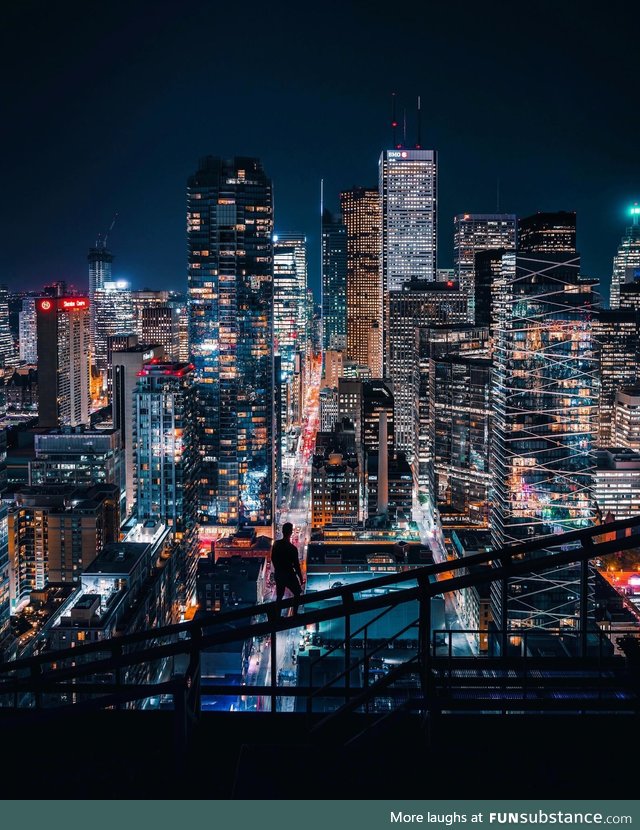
[3,2,639,300]
[3,1,640,805]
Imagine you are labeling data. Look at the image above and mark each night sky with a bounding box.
[3,0,639,302]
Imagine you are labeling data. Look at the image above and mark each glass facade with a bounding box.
[134,362,199,608]
[94,280,135,377]
[389,280,467,462]
[340,187,382,376]
[491,249,598,629]
[379,149,437,371]
[321,209,347,352]
[593,310,638,446]
[610,218,640,309]
[87,243,113,358]
[430,355,492,519]
[18,297,37,364]
[273,236,305,435]
[453,213,516,323]
[187,156,274,528]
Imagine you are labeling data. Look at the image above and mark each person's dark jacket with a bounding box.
[271,538,302,582]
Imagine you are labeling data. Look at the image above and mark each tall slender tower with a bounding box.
[88,239,113,358]
[134,361,199,610]
[610,205,640,309]
[379,148,437,370]
[0,287,16,370]
[18,298,38,364]
[187,156,274,529]
[321,208,347,352]
[491,215,598,632]
[340,187,382,376]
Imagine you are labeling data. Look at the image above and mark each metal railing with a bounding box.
[0,514,639,744]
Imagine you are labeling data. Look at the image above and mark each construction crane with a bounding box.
[96,212,118,249]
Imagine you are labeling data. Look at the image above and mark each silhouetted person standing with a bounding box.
[271,522,303,615]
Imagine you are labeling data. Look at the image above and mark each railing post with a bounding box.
[271,625,278,714]
[343,590,353,707]
[363,624,370,713]
[500,555,510,658]
[113,642,123,710]
[30,664,42,709]
[189,624,202,719]
[579,543,591,658]
[417,573,431,702]
[172,676,188,766]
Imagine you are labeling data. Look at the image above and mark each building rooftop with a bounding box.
[307,541,432,568]
[84,542,149,576]
[596,448,640,470]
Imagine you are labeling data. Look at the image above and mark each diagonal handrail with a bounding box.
[0,516,638,694]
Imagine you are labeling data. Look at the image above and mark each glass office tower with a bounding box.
[453,213,516,322]
[321,209,347,353]
[491,224,598,631]
[610,205,640,309]
[379,148,437,370]
[340,187,382,377]
[187,156,274,528]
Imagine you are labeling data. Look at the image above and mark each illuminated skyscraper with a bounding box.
[36,296,90,429]
[430,355,492,521]
[593,310,638,446]
[187,156,274,528]
[141,304,180,360]
[340,187,382,376]
[517,211,576,253]
[610,205,640,309]
[134,361,199,609]
[614,387,640,449]
[88,239,113,357]
[112,343,166,518]
[321,208,347,352]
[491,221,597,631]
[388,280,467,462]
[94,280,135,379]
[18,297,37,364]
[131,289,169,338]
[273,238,300,381]
[379,148,437,368]
[0,286,16,369]
[275,233,308,352]
[453,213,516,322]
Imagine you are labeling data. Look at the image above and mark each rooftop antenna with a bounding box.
[632,202,640,226]
[496,178,500,212]
[416,95,422,149]
[391,92,399,149]
[403,108,407,148]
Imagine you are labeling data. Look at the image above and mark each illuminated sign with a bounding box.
[39,297,89,312]
[388,150,409,159]
[61,298,88,310]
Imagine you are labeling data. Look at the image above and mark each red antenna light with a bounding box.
[391,92,398,148]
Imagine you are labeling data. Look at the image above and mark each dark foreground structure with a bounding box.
[1,516,639,799]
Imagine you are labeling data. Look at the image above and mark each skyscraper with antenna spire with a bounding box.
[610,203,640,308]
[380,95,437,372]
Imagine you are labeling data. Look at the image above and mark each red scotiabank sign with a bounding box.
[38,298,89,312]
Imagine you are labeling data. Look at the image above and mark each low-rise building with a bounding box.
[595,448,640,520]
